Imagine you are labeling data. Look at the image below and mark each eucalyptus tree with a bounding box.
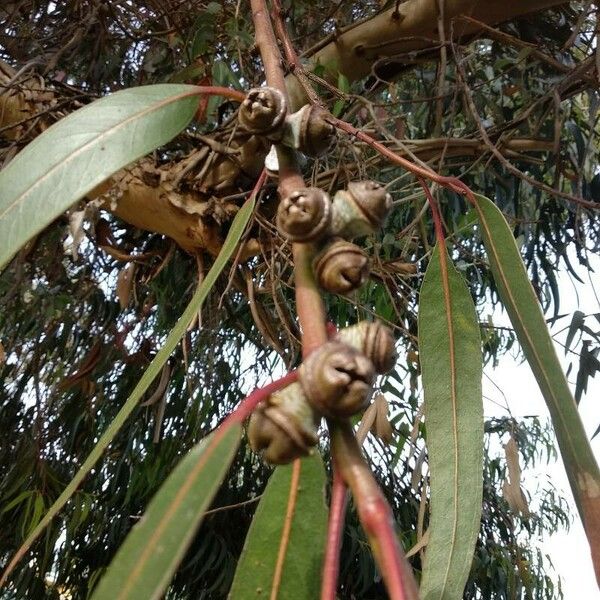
[0,1,598,598]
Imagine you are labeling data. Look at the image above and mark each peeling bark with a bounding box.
[287,0,567,108]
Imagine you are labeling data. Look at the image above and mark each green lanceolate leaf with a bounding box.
[229,453,328,600]
[91,425,241,600]
[0,84,201,271]
[0,193,259,586]
[418,243,484,600]
[472,193,600,577]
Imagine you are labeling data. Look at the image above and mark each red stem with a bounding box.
[194,85,246,103]
[321,464,348,600]
[329,420,419,600]
[419,178,446,245]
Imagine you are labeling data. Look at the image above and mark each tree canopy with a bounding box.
[0,1,598,598]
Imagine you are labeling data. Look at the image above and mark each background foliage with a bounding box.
[1,0,598,597]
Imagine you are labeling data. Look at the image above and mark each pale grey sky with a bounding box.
[483,253,600,599]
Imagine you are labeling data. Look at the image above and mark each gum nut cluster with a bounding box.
[248,321,396,464]
[238,87,335,155]
[276,178,392,296]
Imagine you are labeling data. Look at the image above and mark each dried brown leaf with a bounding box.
[117,264,135,310]
[502,436,531,517]
[371,393,393,444]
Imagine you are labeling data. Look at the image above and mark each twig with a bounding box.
[321,464,349,600]
[329,420,419,600]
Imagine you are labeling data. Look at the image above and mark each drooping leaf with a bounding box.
[228,454,328,600]
[418,243,484,600]
[0,84,201,271]
[565,310,585,354]
[472,193,600,581]
[0,193,259,585]
[502,436,530,517]
[91,425,241,600]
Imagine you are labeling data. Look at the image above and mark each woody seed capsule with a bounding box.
[247,381,319,465]
[331,180,392,239]
[335,321,397,374]
[299,341,375,418]
[313,238,370,294]
[276,187,332,243]
[238,87,287,138]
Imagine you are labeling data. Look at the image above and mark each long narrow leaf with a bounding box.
[0,84,200,270]
[472,193,600,580]
[0,194,258,585]
[228,454,328,599]
[91,425,242,600]
[418,243,484,600]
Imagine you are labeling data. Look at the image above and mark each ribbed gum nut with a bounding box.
[239,87,287,137]
[247,382,319,465]
[331,180,392,239]
[335,321,397,374]
[276,187,332,243]
[298,105,335,157]
[313,238,370,294]
[248,409,303,465]
[299,341,375,418]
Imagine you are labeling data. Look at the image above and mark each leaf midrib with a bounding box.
[269,459,302,600]
[473,199,579,469]
[0,88,199,222]
[435,243,461,598]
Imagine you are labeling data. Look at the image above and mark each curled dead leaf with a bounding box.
[117,264,136,310]
[371,393,393,444]
[502,435,531,517]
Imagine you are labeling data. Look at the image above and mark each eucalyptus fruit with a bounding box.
[276,187,332,243]
[281,104,336,157]
[335,321,397,374]
[299,341,375,418]
[331,180,392,239]
[238,86,287,138]
[313,238,370,294]
[247,381,319,465]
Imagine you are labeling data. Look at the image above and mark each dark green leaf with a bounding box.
[418,243,484,600]
[229,454,328,600]
[91,426,241,600]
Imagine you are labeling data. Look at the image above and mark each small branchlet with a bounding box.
[299,341,375,418]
